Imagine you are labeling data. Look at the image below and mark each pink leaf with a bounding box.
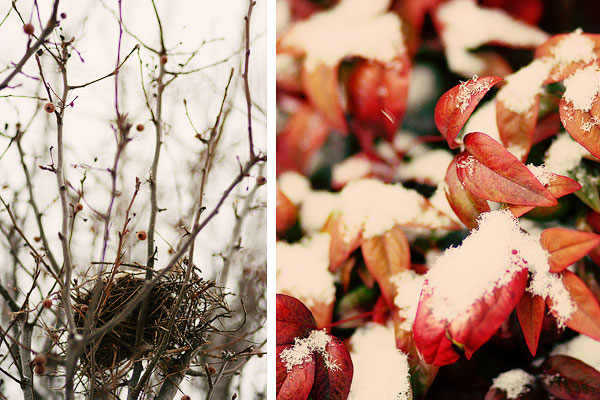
[516,291,545,356]
[302,63,347,133]
[311,336,354,400]
[277,344,316,400]
[496,97,539,162]
[559,97,600,160]
[509,173,581,217]
[323,213,363,273]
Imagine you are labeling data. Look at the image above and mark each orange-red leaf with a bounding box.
[322,213,363,272]
[434,76,503,149]
[414,268,528,366]
[457,132,557,206]
[302,63,347,133]
[509,173,581,217]
[559,97,600,160]
[516,291,545,356]
[277,186,298,235]
[444,155,491,229]
[535,33,600,84]
[361,227,411,308]
[541,228,600,273]
[550,270,600,340]
[277,294,318,345]
[496,97,539,162]
[311,336,353,400]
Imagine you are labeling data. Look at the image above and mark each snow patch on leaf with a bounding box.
[332,156,372,185]
[544,133,589,176]
[391,270,425,331]
[348,324,411,400]
[456,75,492,112]
[300,191,339,232]
[280,0,405,70]
[497,58,553,114]
[397,149,453,184]
[581,115,600,132]
[551,28,597,71]
[527,164,555,186]
[277,233,336,306]
[491,369,535,399]
[279,171,312,205]
[462,99,501,142]
[563,64,600,112]
[280,329,340,372]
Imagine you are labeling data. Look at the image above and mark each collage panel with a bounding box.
[276,0,600,399]
[0,0,266,399]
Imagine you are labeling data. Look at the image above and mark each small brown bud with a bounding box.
[34,364,45,375]
[207,366,217,375]
[137,230,147,241]
[181,396,191,400]
[80,304,88,313]
[256,176,266,185]
[23,24,34,35]
[160,55,168,65]
[168,248,174,255]
[44,103,55,113]
[75,203,84,212]
[33,236,41,242]
[33,355,47,366]
[60,12,67,19]
[42,299,52,309]
[136,123,145,132]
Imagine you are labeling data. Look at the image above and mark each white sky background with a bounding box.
[0,0,266,398]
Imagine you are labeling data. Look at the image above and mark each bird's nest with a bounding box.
[68,268,229,391]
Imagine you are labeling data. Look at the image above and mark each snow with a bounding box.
[397,149,453,184]
[491,369,535,399]
[581,115,600,132]
[462,99,501,142]
[278,171,312,205]
[393,130,428,157]
[497,58,553,114]
[456,154,477,177]
[392,270,426,331]
[338,179,455,240]
[552,335,600,371]
[408,64,437,109]
[436,0,548,76]
[279,329,340,372]
[332,156,372,185]
[456,75,492,113]
[348,324,411,400]
[527,164,555,186]
[544,133,589,176]
[423,210,573,322]
[276,0,291,34]
[276,233,336,306]
[300,191,340,232]
[563,64,600,112]
[281,0,405,70]
[551,28,597,72]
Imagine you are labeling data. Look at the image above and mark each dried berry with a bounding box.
[33,236,41,242]
[34,364,45,375]
[23,24,34,35]
[75,203,84,212]
[42,299,52,309]
[80,304,88,313]
[137,230,147,241]
[136,123,145,132]
[160,55,168,65]
[60,12,67,19]
[33,355,47,366]
[44,103,55,113]
[207,366,217,375]
[256,176,266,185]
[181,396,191,400]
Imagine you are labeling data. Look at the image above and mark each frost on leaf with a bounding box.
[560,92,600,160]
[280,329,339,372]
[392,270,425,331]
[348,324,411,400]
[434,75,502,149]
[490,369,535,400]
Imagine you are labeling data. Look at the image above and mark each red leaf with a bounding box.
[277,186,298,235]
[361,227,411,308]
[516,291,545,356]
[322,213,363,273]
[549,271,600,340]
[276,104,331,174]
[434,76,503,149]
[311,336,354,400]
[559,97,600,160]
[414,268,528,366]
[302,63,347,133]
[496,97,539,162]
[277,294,318,345]
[540,228,600,273]
[509,173,581,217]
[540,355,600,400]
[444,155,491,229]
[277,344,316,400]
[347,57,411,144]
[457,132,556,206]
